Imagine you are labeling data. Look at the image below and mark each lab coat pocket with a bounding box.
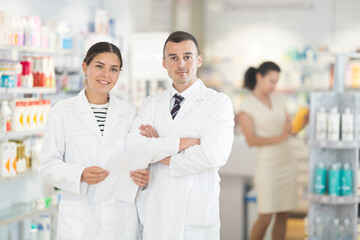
[185,190,219,228]
[57,200,83,239]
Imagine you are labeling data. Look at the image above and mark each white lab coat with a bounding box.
[127,80,234,240]
[39,89,140,240]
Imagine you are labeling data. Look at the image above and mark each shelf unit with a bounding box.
[307,91,359,239]
[0,130,44,141]
[0,203,57,227]
[306,193,360,205]
[0,171,36,184]
[0,73,56,235]
[0,45,82,55]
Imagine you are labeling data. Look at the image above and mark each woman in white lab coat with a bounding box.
[39,42,149,240]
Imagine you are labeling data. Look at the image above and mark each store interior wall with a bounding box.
[2,0,360,239]
[203,0,360,98]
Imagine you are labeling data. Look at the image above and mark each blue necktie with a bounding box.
[171,94,184,119]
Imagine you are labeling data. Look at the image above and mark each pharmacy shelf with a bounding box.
[0,171,37,184]
[0,204,57,227]
[0,45,82,55]
[0,87,57,95]
[307,139,359,149]
[306,193,360,205]
[0,129,44,140]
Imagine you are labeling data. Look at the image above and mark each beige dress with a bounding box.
[240,94,298,213]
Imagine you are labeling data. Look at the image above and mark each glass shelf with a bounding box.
[0,203,57,227]
[0,87,57,95]
[0,45,82,55]
[306,193,360,205]
[0,171,37,184]
[0,129,44,140]
[307,139,359,149]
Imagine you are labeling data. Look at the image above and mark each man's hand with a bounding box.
[130,169,150,187]
[179,138,200,152]
[139,124,159,138]
[159,156,171,166]
[81,166,109,185]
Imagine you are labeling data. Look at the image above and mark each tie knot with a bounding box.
[173,94,184,103]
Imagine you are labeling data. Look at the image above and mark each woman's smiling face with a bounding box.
[82,52,121,96]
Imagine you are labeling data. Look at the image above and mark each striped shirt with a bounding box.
[90,102,109,135]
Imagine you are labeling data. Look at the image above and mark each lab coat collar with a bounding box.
[158,79,206,126]
[169,78,200,100]
[102,93,127,139]
[75,89,126,139]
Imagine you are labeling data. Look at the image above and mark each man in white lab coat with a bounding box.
[127,31,234,240]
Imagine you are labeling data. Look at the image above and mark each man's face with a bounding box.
[162,40,202,90]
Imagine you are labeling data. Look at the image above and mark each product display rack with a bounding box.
[0,202,57,227]
[0,170,36,184]
[0,87,56,95]
[0,45,83,55]
[307,91,360,239]
[0,59,56,235]
[0,130,43,140]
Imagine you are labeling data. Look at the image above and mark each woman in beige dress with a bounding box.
[237,62,307,240]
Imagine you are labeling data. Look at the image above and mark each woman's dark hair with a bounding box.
[83,42,122,69]
[243,61,280,90]
[163,31,200,57]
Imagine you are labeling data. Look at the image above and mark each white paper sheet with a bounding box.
[93,153,153,203]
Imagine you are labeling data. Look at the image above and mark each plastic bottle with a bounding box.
[1,101,12,132]
[37,222,44,240]
[328,107,340,141]
[39,215,51,240]
[30,223,38,240]
[341,108,354,141]
[343,218,353,240]
[0,142,10,177]
[12,100,25,132]
[341,163,353,196]
[330,219,342,240]
[8,141,17,176]
[313,217,324,239]
[316,108,327,140]
[329,163,341,196]
[292,106,309,134]
[314,162,327,194]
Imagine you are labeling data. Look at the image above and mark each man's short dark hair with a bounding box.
[163,31,200,57]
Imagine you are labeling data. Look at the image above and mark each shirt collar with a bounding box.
[170,79,200,100]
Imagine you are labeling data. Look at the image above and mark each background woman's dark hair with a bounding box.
[243,61,281,90]
[83,42,122,69]
[163,31,200,57]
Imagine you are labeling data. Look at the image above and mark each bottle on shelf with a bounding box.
[328,107,340,141]
[329,163,341,196]
[1,100,12,132]
[30,223,38,240]
[341,108,354,141]
[341,163,353,196]
[0,142,10,177]
[8,141,17,176]
[316,107,327,140]
[314,162,327,194]
[329,218,342,240]
[313,217,324,239]
[343,218,353,240]
[20,57,34,88]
